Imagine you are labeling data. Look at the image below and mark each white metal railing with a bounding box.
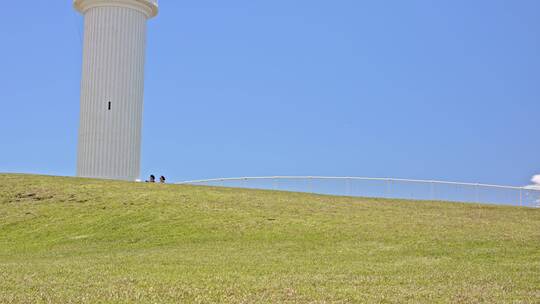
[177,176,540,208]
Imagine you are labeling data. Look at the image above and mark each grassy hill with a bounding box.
[0,174,539,303]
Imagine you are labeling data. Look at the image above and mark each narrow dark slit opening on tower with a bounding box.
[108,101,111,111]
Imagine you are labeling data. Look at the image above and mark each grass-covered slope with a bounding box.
[0,174,539,303]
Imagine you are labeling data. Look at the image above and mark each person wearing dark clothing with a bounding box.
[160,176,166,184]
[147,175,156,183]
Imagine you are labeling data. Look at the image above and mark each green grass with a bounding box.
[0,174,539,303]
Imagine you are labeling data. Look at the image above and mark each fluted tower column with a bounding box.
[74,0,158,181]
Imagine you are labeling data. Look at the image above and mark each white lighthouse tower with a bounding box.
[74,0,158,181]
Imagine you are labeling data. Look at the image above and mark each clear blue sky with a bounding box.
[0,1,538,185]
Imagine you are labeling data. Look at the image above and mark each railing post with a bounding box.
[475,184,479,204]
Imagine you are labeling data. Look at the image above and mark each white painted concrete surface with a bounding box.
[74,0,158,181]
